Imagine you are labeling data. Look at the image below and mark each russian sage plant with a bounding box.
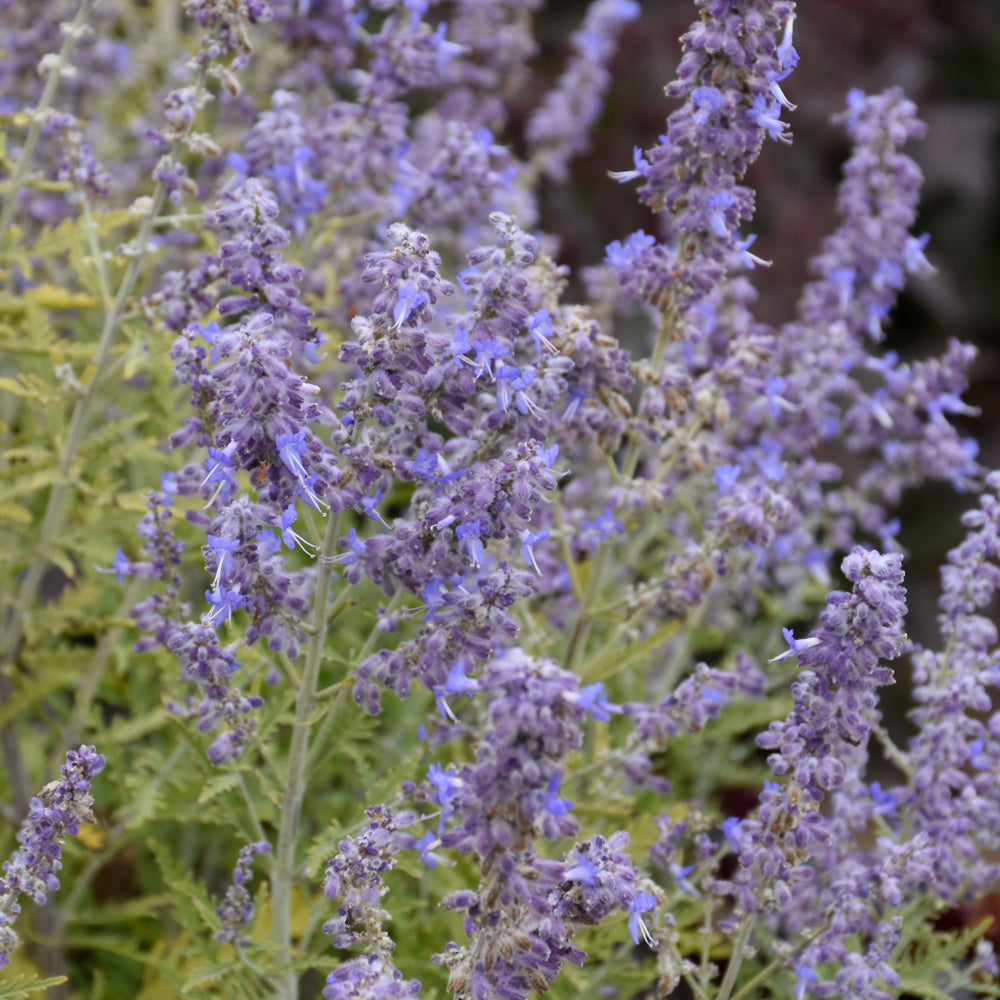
[0,1,996,999]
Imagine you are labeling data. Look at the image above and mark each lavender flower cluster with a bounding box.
[2,0,999,997]
[0,748,105,968]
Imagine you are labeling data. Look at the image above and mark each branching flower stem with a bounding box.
[715,918,756,1000]
[564,305,676,673]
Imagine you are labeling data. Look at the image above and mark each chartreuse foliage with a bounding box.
[1,2,1000,1000]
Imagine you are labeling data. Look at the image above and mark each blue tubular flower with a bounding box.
[541,773,573,818]
[276,429,327,511]
[581,507,625,544]
[433,661,479,722]
[201,441,239,508]
[794,962,818,1000]
[0,746,107,967]
[205,584,245,626]
[767,626,822,663]
[393,282,426,328]
[266,144,327,236]
[95,547,132,583]
[720,816,744,853]
[206,533,240,590]
[714,463,741,494]
[277,504,315,553]
[519,528,549,574]
[563,856,599,885]
[604,229,655,271]
[528,307,557,355]
[627,893,657,947]
[426,763,462,829]
[608,145,650,183]
[565,681,620,722]
[455,520,484,568]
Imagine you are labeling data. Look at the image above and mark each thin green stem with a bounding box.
[79,190,114,311]
[715,917,755,1000]
[727,919,832,1000]
[236,772,271,849]
[60,597,137,763]
[700,895,715,992]
[271,510,343,1000]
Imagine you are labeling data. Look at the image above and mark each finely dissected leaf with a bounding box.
[178,963,276,1000]
[0,663,81,727]
[0,468,62,507]
[0,444,57,466]
[0,976,69,998]
[61,933,181,982]
[106,707,173,745]
[0,373,63,403]
[896,912,998,993]
[23,283,99,311]
[179,961,239,994]
[71,894,174,926]
[147,838,219,936]
[0,499,32,524]
[121,749,175,832]
[197,772,239,806]
[75,413,153,462]
[27,209,133,261]
[580,616,684,682]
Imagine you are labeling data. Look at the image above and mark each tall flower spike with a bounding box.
[610,0,797,307]
[430,651,637,1000]
[726,549,906,915]
[899,470,1000,896]
[0,746,107,967]
[526,0,640,181]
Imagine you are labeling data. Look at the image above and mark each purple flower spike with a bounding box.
[215,840,272,946]
[0,746,107,967]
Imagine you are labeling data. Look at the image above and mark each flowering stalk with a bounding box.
[0,0,93,251]
[0,745,106,967]
[271,509,342,1000]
